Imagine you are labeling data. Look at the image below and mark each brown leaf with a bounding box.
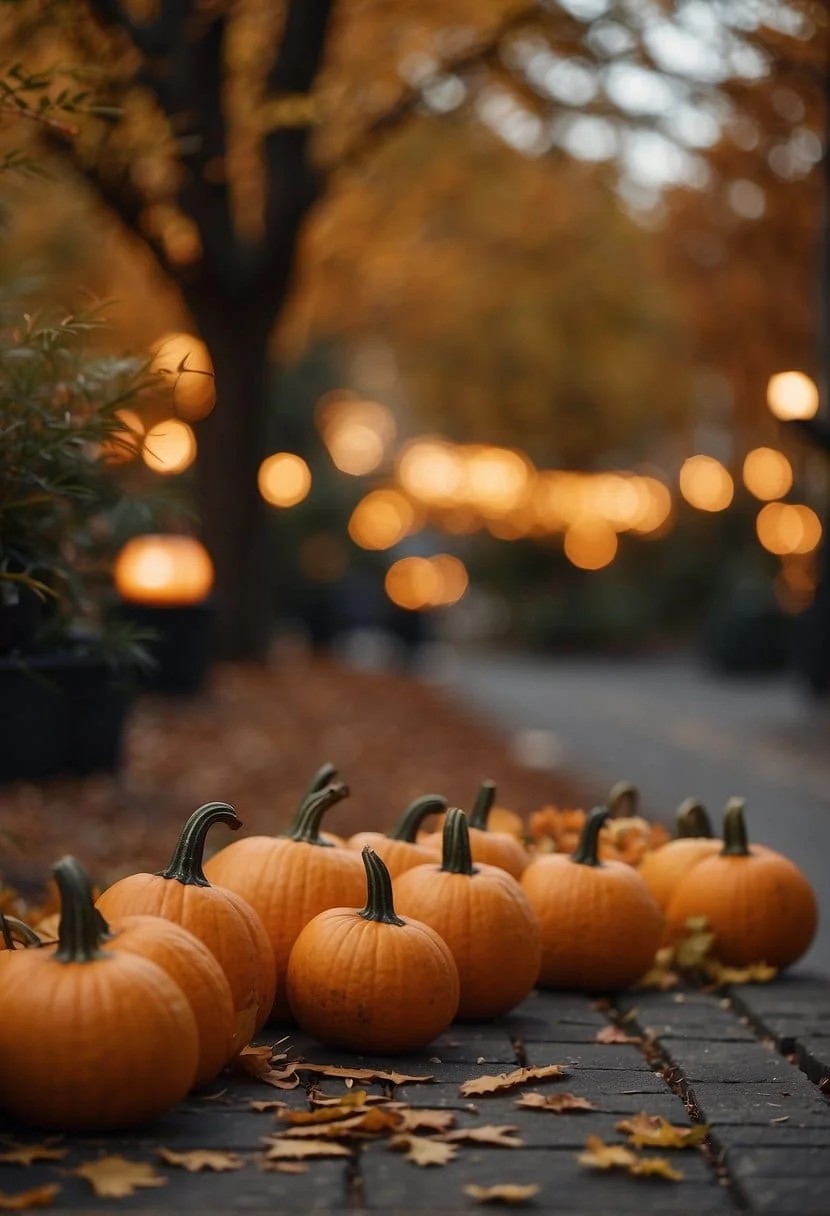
[258,1160,309,1174]
[515,1093,596,1114]
[629,1157,685,1181]
[595,1025,641,1045]
[294,1062,433,1086]
[157,1149,245,1173]
[0,1187,60,1211]
[463,1183,540,1205]
[280,1096,375,1125]
[261,1139,351,1161]
[578,1137,683,1182]
[73,1157,167,1198]
[233,1046,299,1089]
[249,1100,287,1113]
[442,1125,523,1148]
[0,1146,67,1167]
[281,1109,401,1139]
[390,1135,457,1167]
[459,1065,567,1097]
[616,1114,708,1149]
[309,1089,392,1108]
[396,1109,456,1134]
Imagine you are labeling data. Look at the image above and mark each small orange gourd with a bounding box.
[521,807,663,991]
[638,800,722,911]
[0,857,199,1131]
[424,781,529,878]
[204,781,365,1023]
[348,794,445,877]
[666,798,818,968]
[96,802,275,1037]
[287,847,459,1052]
[395,808,541,1019]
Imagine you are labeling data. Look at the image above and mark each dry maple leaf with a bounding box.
[390,1135,457,1167]
[703,959,777,985]
[258,1160,309,1174]
[628,1157,684,1181]
[0,1187,60,1211]
[281,1109,401,1139]
[157,1149,245,1173]
[293,1062,433,1086]
[233,1046,299,1089]
[261,1139,351,1161]
[463,1183,540,1206]
[515,1093,595,1114]
[0,1145,66,1167]
[616,1114,709,1149]
[459,1065,566,1097]
[280,1097,376,1125]
[578,1137,683,1182]
[396,1109,456,1134]
[442,1126,523,1148]
[595,1025,641,1046]
[73,1157,167,1199]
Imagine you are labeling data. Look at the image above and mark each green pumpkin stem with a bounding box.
[571,808,610,867]
[302,761,338,804]
[359,847,404,926]
[0,914,43,949]
[676,800,712,839]
[608,781,638,817]
[469,780,496,830]
[159,802,240,887]
[284,782,349,846]
[0,914,13,951]
[53,856,109,963]
[441,808,477,876]
[721,797,750,857]
[388,794,447,842]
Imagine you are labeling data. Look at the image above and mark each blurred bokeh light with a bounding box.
[142,418,197,475]
[258,452,312,507]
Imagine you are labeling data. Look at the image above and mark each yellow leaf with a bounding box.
[0,1187,60,1211]
[463,1183,540,1205]
[459,1064,566,1097]
[515,1093,595,1114]
[390,1135,457,1167]
[442,1126,523,1148]
[629,1157,684,1181]
[578,1137,683,1182]
[674,919,716,970]
[261,1139,351,1161]
[281,1108,401,1139]
[0,1146,66,1167]
[73,1157,167,1198]
[157,1149,245,1173]
[294,1062,433,1086]
[703,959,777,985]
[616,1114,709,1149]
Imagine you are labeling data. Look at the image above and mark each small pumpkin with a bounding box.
[521,807,664,991]
[204,781,365,1023]
[424,781,529,878]
[665,798,818,968]
[395,808,541,1019]
[638,800,722,911]
[347,794,445,876]
[96,801,275,1038]
[0,856,199,1131]
[287,847,459,1052]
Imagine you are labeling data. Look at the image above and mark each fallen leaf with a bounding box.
[616,1114,708,1149]
[635,948,680,991]
[280,1096,376,1125]
[157,1149,245,1173]
[0,1146,66,1167]
[258,1160,309,1174]
[309,1089,391,1108]
[595,1025,641,1046]
[0,1187,60,1211]
[390,1135,457,1167]
[578,1136,683,1182]
[629,1157,684,1181]
[442,1126,523,1148]
[233,1046,299,1089]
[73,1157,167,1199]
[703,960,778,985]
[674,918,716,971]
[463,1183,540,1206]
[516,1093,596,1114]
[249,1100,287,1113]
[261,1139,351,1161]
[770,1116,790,1125]
[459,1065,567,1097]
[396,1109,456,1134]
[197,1089,228,1103]
[281,1109,401,1139]
[294,1062,433,1086]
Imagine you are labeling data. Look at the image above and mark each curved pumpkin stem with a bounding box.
[388,794,447,842]
[359,847,405,927]
[284,782,349,846]
[469,779,496,830]
[302,761,338,804]
[571,808,609,867]
[608,781,638,818]
[676,800,712,839]
[53,856,108,963]
[440,808,477,876]
[0,914,43,949]
[721,797,750,857]
[159,802,241,887]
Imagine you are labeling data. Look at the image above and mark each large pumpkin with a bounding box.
[638,800,722,911]
[0,857,199,1131]
[347,794,445,877]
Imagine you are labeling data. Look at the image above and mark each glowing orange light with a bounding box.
[348,489,417,550]
[100,409,144,465]
[463,446,533,516]
[767,371,819,421]
[385,557,443,611]
[397,440,465,505]
[679,455,734,512]
[142,418,197,475]
[318,396,395,476]
[430,554,469,606]
[151,332,216,420]
[628,477,673,535]
[563,520,618,570]
[592,473,643,529]
[756,502,822,555]
[258,452,311,507]
[114,535,214,606]
[742,447,793,501]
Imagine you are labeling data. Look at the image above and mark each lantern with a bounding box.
[114,536,214,607]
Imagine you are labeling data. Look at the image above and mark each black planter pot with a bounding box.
[116,599,216,696]
[0,653,132,784]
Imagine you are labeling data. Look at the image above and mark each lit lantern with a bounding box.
[114,535,214,607]
[258,453,311,507]
[142,419,197,475]
[678,455,734,512]
[742,447,793,501]
[766,371,819,421]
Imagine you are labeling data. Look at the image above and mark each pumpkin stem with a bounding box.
[302,761,338,804]
[571,807,609,867]
[676,800,712,839]
[721,797,751,857]
[53,856,109,963]
[284,782,349,846]
[608,781,638,817]
[159,802,241,887]
[388,794,447,842]
[440,807,477,876]
[359,847,405,926]
[0,914,43,949]
[469,779,496,830]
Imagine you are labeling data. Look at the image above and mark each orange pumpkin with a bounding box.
[0,856,199,1130]
[204,781,365,1023]
[638,800,722,911]
[521,807,663,991]
[424,781,529,878]
[96,801,275,1039]
[395,808,541,1019]
[348,794,445,876]
[287,847,459,1052]
[666,798,818,968]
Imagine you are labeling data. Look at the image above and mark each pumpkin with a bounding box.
[347,794,445,876]
[204,781,365,1023]
[286,847,459,1052]
[638,799,722,911]
[395,808,541,1019]
[521,807,664,991]
[0,856,199,1131]
[424,781,529,878]
[96,801,275,1039]
[666,798,818,968]
[96,911,236,1083]
[0,914,43,949]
